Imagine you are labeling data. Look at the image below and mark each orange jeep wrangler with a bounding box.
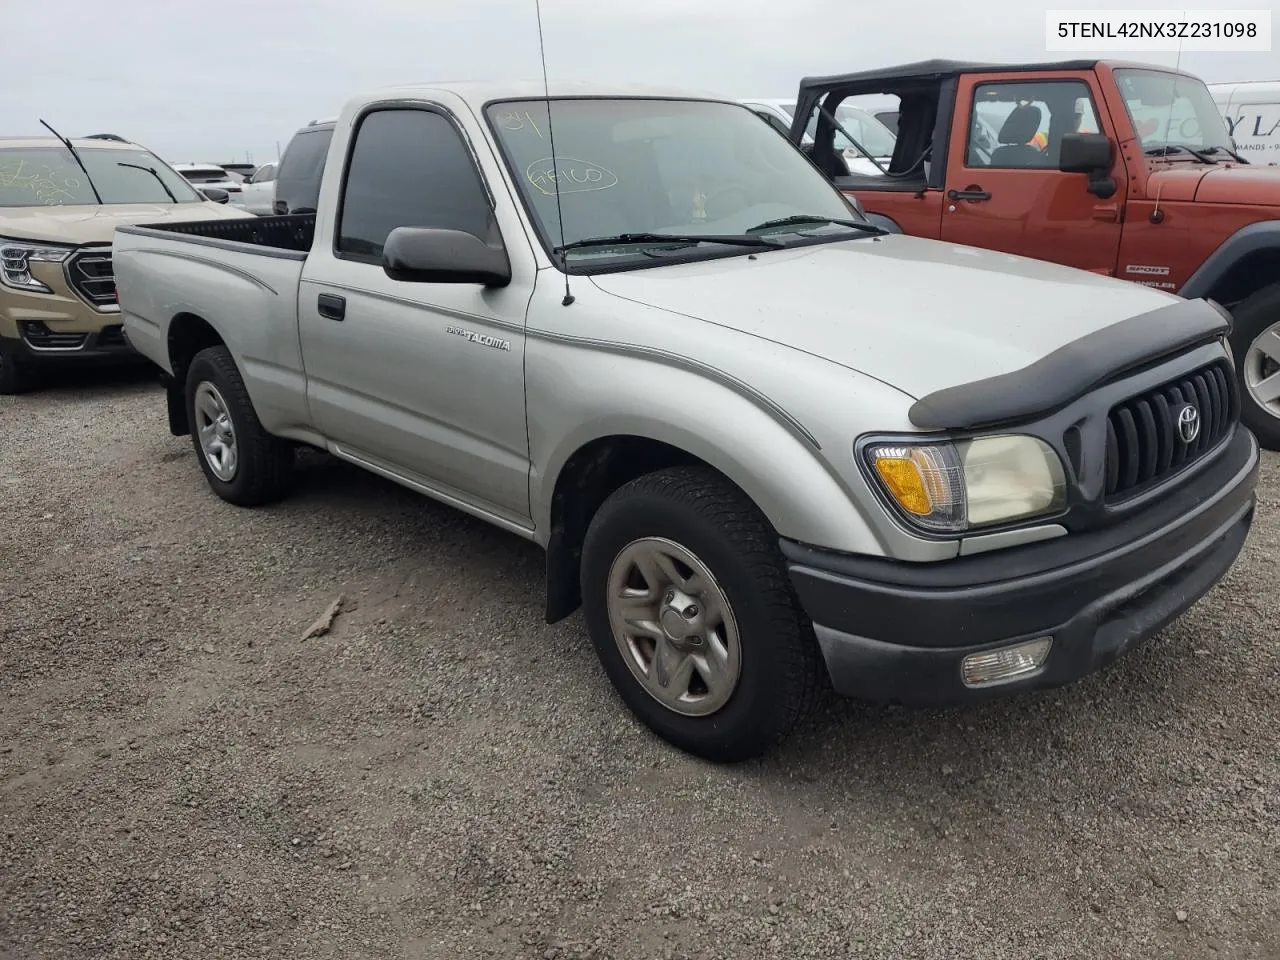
[788,59,1280,448]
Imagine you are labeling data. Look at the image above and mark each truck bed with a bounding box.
[120,213,316,255]
[113,212,315,431]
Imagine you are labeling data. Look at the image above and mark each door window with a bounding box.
[336,108,495,261]
[966,80,1101,168]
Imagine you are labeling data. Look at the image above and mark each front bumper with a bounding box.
[783,427,1259,705]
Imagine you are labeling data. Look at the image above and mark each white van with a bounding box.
[1209,80,1280,165]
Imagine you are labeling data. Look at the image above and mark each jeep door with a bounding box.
[938,71,1127,275]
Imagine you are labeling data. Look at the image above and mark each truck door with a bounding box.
[296,104,534,528]
[939,73,1127,275]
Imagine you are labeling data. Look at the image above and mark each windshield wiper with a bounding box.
[117,162,178,203]
[747,214,887,236]
[553,232,783,254]
[1144,144,1216,164]
[1201,144,1248,164]
[38,119,104,205]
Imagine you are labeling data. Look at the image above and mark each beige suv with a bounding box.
[0,135,253,393]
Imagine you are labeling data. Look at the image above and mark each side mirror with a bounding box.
[382,226,511,287]
[200,187,230,204]
[1058,133,1117,199]
[1058,133,1112,173]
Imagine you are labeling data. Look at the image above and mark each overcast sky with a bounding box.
[1,0,1275,163]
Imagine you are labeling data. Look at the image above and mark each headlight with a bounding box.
[865,435,1067,533]
[0,239,72,294]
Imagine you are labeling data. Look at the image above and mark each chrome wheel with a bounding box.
[194,381,238,482]
[605,536,742,717]
[1244,319,1280,419]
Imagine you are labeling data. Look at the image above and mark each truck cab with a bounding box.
[790,59,1280,447]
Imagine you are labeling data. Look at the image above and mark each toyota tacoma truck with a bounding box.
[786,59,1280,449]
[112,81,1258,762]
[0,133,254,393]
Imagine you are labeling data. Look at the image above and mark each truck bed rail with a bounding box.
[124,213,316,253]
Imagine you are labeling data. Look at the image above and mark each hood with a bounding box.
[1144,166,1211,202]
[0,202,252,245]
[1145,162,1280,205]
[1192,164,1280,205]
[587,233,1180,400]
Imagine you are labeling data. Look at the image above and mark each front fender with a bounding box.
[1179,219,1280,300]
[527,346,889,558]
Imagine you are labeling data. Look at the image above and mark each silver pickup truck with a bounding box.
[114,81,1259,762]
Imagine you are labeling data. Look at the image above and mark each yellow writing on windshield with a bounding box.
[0,159,82,205]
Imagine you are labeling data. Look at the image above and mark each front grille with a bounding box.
[65,248,117,309]
[1104,359,1236,500]
[97,324,126,347]
[19,320,87,350]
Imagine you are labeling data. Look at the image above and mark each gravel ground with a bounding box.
[2,367,1278,960]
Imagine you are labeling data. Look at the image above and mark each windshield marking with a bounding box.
[526,157,618,196]
[0,159,82,206]
[496,110,545,138]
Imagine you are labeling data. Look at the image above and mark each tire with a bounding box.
[0,343,39,395]
[580,465,823,763]
[1229,284,1280,451]
[184,345,295,506]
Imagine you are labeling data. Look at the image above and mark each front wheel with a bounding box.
[1230,284,1280,450]
[184,345,295,506]
[580,466,822,763]
[0,343,39,395]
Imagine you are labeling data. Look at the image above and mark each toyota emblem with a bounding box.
[1176,403,1200,444]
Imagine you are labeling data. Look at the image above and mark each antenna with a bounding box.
[533,0,574,306]
[1163,17,1184,154]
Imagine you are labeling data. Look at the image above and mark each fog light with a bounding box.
[961,637,1053,687]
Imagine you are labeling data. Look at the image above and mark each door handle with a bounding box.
[947,188,992,201]
[317,293,346,321]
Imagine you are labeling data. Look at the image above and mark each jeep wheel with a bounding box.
[0,344,38,395]
[1230,284,1280,450]
[580,466,822,763]
[184,345,295,506]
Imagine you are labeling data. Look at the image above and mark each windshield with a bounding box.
[0,146,204,207]
[1114,69,1236,155]
[487,98,862,268]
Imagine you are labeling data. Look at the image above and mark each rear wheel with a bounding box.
[1229,284,1280,450]
[580,466,822,763]
[184,345,295,505]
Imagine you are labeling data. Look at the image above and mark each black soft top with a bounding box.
[797,59,1104,92]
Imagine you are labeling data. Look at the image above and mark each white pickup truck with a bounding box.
[114,81,1258,762]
